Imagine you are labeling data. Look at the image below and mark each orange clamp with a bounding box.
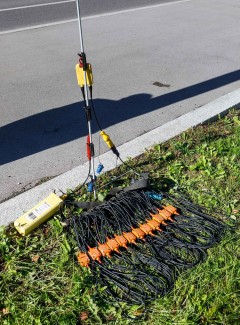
[123,231,137,244]
[147,219,161,231]
[131,227,146,240]
[139,223,155,236]
[106,237,120,253]
[163,205,179,215]
[157,208,174,222]
[150,213,167,225]
[114,235,128,249]
[98,243,112,258]
[77,252,90,268]
[88,247,102,263]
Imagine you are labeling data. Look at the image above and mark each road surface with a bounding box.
[0,0,180,32]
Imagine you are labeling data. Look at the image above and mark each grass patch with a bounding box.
[0,110,239,324]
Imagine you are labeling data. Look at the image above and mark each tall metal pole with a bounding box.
[76,0,89,106]
[76,0,96,198]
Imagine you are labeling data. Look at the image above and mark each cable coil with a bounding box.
[67,189,227,304]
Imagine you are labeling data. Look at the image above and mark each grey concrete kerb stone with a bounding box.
[1,88,240,226]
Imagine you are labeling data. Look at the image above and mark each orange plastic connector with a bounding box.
[77,252,90,268]
[150,213,167,225]
[106,237,120,253]
[163,205,179,215]
[140,223,155,236]
[157,208,174,222]
[115,235,128,249]
[147,219,161,231]
[123,231,137,244]
[131,227,146,240]
[98,243,112,258]
[88,247,102,263]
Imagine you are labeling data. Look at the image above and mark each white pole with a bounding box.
[76,0,96,198]
[76,0,89,106]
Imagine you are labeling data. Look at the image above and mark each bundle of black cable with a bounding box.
[70,190,226,305]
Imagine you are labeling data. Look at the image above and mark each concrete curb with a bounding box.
[1,88,240,226]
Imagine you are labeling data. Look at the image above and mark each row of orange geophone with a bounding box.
[77,205,179,267]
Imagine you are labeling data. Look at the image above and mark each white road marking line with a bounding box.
[0,19,77,35]
[0,0,194,35]
[0,0,74,12]
[84,0,194,20]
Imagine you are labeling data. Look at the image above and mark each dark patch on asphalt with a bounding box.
[153,81,170,88]
[44,126,61,133]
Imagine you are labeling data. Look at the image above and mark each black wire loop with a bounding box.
[67,189,227,304]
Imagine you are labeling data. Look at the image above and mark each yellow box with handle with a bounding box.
[14,193,63,236]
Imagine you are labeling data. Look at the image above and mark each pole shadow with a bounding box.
[1,69,239,165]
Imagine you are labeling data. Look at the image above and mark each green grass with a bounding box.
[0,110,239,324]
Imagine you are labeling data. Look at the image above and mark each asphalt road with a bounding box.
[1,0,240,202]
[0,0,178,32]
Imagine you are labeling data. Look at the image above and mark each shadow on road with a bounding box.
[1,69,239,165]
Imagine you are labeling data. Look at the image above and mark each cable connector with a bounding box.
[100,130,120,157]
[78,52,87,71]
[146,192,163,201]
[87,182,93,192]
[96,163,104,174]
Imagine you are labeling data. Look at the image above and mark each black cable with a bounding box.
[89,86,141,174]
[68,188,228,306]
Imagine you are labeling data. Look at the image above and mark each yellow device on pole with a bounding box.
[76,63,93,87]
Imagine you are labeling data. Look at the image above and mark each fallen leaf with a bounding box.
[2,308,10,315]
[31,255,40,263]
[79,311,89,321]
[43,226,50,236]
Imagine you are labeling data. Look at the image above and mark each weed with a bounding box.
[0,110,239,324]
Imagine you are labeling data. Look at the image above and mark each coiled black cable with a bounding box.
[68,189,227,305]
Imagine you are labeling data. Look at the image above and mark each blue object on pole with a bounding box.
[87,181,94,192]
